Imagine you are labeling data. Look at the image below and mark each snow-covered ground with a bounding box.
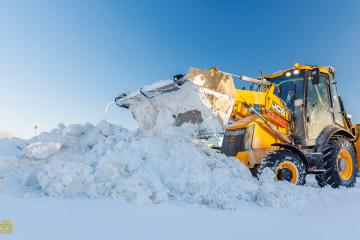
[1,120,360,239]
[2,195,360,240]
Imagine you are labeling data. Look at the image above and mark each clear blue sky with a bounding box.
[1,0,360,138]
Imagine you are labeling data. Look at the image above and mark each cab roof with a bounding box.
[264,63,335,79]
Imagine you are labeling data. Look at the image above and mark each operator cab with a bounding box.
[265,64,343,146]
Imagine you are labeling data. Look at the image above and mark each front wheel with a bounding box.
[316,137,357,188]
[256,150,306,185]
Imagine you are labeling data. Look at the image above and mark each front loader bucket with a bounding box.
[186,68,236,125]
[115,68,236,135]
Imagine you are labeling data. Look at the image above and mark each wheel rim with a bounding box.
[275,161,299,184]
[337,148,353,181]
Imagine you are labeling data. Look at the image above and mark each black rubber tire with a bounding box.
[256,150,306,185]
[315,137,357,188]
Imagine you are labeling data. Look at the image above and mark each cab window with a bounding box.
[328,76,343,126]
[306,73,333,141]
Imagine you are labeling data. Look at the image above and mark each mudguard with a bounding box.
[315,125,355,152]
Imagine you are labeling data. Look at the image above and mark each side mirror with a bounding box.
[311,68,320,85]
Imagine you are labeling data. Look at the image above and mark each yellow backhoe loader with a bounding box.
[115,64,360,187]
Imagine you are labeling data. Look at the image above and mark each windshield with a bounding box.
[266,71,306,143]
[269,75,304,112]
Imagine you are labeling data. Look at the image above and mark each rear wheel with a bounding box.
[256,150,306,185]
[316,137,357,188]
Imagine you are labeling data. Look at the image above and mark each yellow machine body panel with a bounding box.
[236,150,270,169]
[225,114,287,168]
[231,88,291,127]
[231,90,265,119]
[234,90,266,105]
[355,124,360,170]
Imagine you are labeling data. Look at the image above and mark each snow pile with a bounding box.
[0,120,358,209]
[25,142,62,160]
[0,156,19,172]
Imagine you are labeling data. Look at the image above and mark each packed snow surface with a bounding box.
[1,120,360,209]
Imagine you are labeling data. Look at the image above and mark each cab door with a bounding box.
[305,71,334,145]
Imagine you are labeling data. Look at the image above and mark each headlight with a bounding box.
[293,69,300,75]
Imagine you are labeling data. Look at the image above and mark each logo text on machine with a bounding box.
[271,102,286,117]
